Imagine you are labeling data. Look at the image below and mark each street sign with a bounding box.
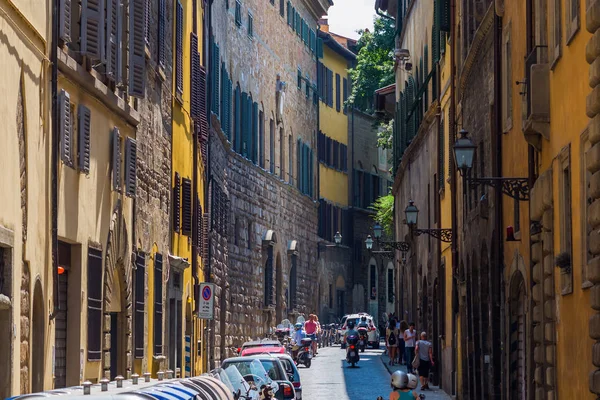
[198,283,215,319]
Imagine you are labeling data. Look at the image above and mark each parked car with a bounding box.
[340,313,380,348]
[221,355,296,400]
[272,353,303,400]
[241,345,287,356]
[237,339,284,355]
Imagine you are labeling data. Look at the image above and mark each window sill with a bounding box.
[57,47,140,127]
[582,280,593,290]
[566,25,580,46]
[175,92,184,105]
[550,53,561,71]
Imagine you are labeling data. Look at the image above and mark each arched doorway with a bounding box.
[103,204,131,379]
[31,279,45,392]
[275,254,283,322]
[509,271,527,400]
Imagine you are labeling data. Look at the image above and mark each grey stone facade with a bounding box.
[133,0,173,374]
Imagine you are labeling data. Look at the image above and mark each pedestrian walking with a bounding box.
[404,322,417,373]
[386,318,399,366]
[415,332,434,390]
[398,320,409,365]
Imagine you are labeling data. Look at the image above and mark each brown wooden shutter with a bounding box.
[86,247,103,360]
[181,178,192,236]
[78,104,91,174]
[125,137,137,197]
[81,0,105,60]
[173,173,181,233]
[129,0,147,96]
[112,127,121,191]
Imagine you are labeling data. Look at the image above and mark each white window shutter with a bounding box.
[78,104,91,174]
[59,90,74,168]
[105,0,119,81]
[112,127,121,191]
[125,137,137,197]
[81,0,105,60]
[59,0,71,43]
[128,0,147,97]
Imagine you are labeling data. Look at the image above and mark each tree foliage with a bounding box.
[347,17,396,113]
[369,193,394,237]
[377,119,393,150]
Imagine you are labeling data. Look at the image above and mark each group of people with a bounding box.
[384,315,434,391]
[291,313,321,356]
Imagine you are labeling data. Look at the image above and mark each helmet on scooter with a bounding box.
[391,370,409,389]
[347,320,355,329]
[295,323,303,330]
[361,316,367,322]
[407,373,418,389]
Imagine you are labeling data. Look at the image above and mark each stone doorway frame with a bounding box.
[102,202,132,379]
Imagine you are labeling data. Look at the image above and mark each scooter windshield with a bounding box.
[218,365,260,399]
[249,359,279,394]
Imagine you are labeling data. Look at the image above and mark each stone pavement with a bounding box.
[380,352,452,400]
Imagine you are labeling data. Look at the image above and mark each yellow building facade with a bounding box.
[171,0,207,377]
[0,0,51,395]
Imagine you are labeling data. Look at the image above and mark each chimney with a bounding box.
[319,16,329,32]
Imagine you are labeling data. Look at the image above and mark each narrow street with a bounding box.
[298,345,391,399]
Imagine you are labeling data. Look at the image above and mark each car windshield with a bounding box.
[224,359,283,384]
[212,366,251,394]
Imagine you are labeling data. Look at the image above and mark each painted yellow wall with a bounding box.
[319,43,350,207]
[172,0,206,375]
[0,0,50,394]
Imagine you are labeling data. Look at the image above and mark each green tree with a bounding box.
[347,16,396,113]
[370,193,394,236]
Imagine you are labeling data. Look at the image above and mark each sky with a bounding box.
[326,0,376,40]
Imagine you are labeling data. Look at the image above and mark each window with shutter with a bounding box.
[81,0,105,60]
[199,65,209,163]
[125,137,137,197]
[333,141,339,169]
[310,30,315,52]
[158,0,166,66]
[297,68,302,90]
[440,0,451,32]
[287,1,291,25]
[305,74,310,98]
[297,138,302,190]
[235,86,242,153]
[59,90,74,168]
[264,248,274,306]
[235,0,241,26]
[248,12,253,37]
[212,44,220,116]
[252,102,259,163]
[78,104,91,174]
[241,92,248,156]
[173,172,181,233]
[144,0,150,43]
[221,65,231,139]
[259,110,265,167]
[296,11,301,35]
[59,0,71,43]
[128,0,146,97]
[175,1,183,94]
[190,33,201,119]
[153,253,163,355]
[335,73,341,112]
[316,37,323,59]
[87,247,103,360]
[279,0,284,16]
[105,0,120,82]
[134,252,145,359]
[327,69,333,107]
[196,200,203,251]
[309,148,314,197]
[181,178,192,236]
[112,127,121,191]
[247,96,253,160]
[270,119,275,173]
[326,137,332,166]
[343,78,348,114]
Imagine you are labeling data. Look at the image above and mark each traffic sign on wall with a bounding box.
[198,283,215,319]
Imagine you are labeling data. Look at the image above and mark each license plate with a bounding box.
[350,351,355,357]
[360,340,364,345]
[307,354,312,359]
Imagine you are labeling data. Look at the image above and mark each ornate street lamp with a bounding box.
[453,129,529,201]
[404,200,453,243]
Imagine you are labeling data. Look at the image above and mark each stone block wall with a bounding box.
[133,0,173,375]
[587,0,600,395]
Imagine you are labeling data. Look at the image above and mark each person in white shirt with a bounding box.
[404,322,417,373]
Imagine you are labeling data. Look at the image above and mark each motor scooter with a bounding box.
[294,337,313,368]
[357,326,368,352]
[376,395,425,400]
[346,335,360,367]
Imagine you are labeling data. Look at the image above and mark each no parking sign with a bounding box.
[198,283,215,319]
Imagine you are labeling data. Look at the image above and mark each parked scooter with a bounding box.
[357,325,368,352]
[346,335,360,367]
[376,396,425,400]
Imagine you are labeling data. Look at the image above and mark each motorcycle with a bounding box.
[275,319,293,345]
[293,337,313,368]
[346,335,360,367]
[357,326,368,353]
[376,396,425,400]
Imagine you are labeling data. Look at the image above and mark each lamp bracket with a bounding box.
[376,239,410,252]
[465,177,529,201]
[414,228,453,243]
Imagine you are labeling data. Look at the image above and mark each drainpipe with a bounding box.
[49,0,59,320]
[449,0,458,390]
[492,10,504,400]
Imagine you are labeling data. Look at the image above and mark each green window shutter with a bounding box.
[440,0,451,32]
[432,0,441,64]
[439,117,445,189]
[396,0,403,35]
[303,144,308,194]
[287,1,291,25]
[309,148,314,197]
[235,87,241,153]
[247,96,253,160]
[297,68,302,89]
[424,47,429,106]
[252,102,259,163]
[316,37,323,59]
[297,138,302,190]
